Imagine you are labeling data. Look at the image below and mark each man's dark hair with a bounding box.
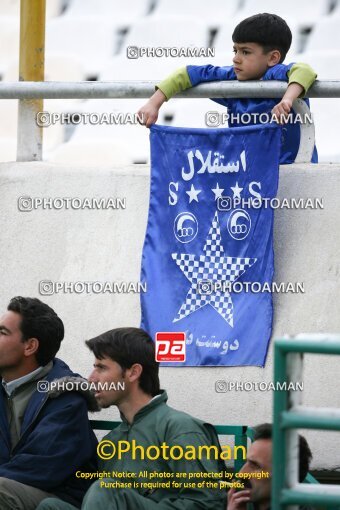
[253,423,313,482]
[8,296,64,366]
[86,327,160,397]
[232,13,292,63]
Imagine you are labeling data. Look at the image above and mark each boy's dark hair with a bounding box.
[253,423,313,482]
[86,327,160,397]
[8,296,64,366]
[232,13,292,63]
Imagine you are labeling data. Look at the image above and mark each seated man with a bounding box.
[38,327,227,510]
[227,423,313,510]
[0,296,98,510]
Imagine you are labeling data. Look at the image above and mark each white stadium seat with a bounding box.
[234,0,331,27]
[164,98,229,128]
[0,17,19,76]
[123,16,210,49]
[46,16,119,77]
[69,99,150,164]
[64,0,151,27]
[291,50,340,162]
[98,53,214,81]
[0,0,64,18]
[293,50,340,79]
[304,15,340,52]
[151,0,241,29]
[3,54,86,82]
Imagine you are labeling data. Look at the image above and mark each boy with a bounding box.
[138,13,318,164]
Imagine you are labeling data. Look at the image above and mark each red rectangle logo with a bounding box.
[155,332,186,362]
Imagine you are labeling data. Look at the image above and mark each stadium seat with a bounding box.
[303,15,340,52]
[45,16,120,78]
[293,50,340,78]
[151,0,241,29]
[164,98,228,128]
[0,0,64,18]
[3,54,86,82]
[69,98,150,164]
[123,16,210,50]
[98,52,213,81]
[312,98,340,162]
[0,17,19,77]
[234,0,332,28]
[291,50,340,162]
[64,0,151,28]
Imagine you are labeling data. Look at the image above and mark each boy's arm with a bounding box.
[138,65,233,127]
[137,67,191,127]
[272,62,317,123]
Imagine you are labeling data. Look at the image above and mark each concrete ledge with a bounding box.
[0,162,339,469]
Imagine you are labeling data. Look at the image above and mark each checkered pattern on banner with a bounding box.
[172,212,257,326]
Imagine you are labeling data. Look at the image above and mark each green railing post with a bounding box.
[272,335,340,509]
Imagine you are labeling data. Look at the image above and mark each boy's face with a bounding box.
[232,42,280,80]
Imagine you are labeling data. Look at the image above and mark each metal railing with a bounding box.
[2,80,340,99]
[2,79,340,163]
[4,0,340,163]
[272,334,340,510]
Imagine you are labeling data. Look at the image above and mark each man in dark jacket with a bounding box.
[0,296,98,510]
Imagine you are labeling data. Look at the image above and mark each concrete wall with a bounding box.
[0,161,339,470]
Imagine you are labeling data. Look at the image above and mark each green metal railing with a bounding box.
[272,334,340,510]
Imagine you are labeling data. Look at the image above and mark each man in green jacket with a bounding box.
[38,327,227,510]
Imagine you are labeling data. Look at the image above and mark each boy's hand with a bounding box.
[137,100,160,128]
[227,487,251,510]
[271,98,293,124]
[271,81,304,124]
[137,89,167,128]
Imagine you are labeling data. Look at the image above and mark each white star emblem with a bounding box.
[186,184,201,203]
[211,183,224,200]
[231,182,243,199]
[171,212,257,326]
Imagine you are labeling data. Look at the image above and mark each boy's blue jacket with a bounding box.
[0,358,98,507]
[187,63,318,164]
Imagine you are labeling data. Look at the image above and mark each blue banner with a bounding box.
[141,123,281,366]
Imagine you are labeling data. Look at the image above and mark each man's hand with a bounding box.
[227,487,251,510]
[137,89,167,128]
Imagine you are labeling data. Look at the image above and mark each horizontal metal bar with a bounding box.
[0,80,340,99]
[281,484,340,505]
[281,407,340,431]
[275,336,340,355]
[214,425,245,435]
[90,420,247,436]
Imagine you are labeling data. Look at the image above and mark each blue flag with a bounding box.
[141,123,281,366]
